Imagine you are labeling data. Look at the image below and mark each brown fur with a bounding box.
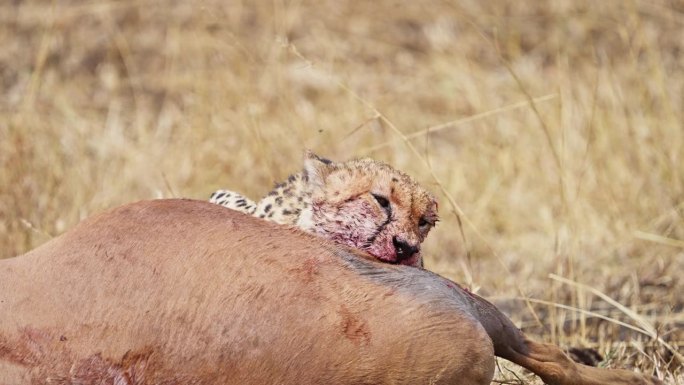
[0,200,660,385]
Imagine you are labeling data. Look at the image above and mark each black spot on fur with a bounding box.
[288,174,296,182]
[212,192,225,200]
[275,197,283,205]
[282,210,293,216]
[392,177,398,182]
[264,204,272,213]
[317,156,333,165]
[268,212,274,218]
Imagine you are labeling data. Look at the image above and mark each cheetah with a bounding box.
[210,151,438,267]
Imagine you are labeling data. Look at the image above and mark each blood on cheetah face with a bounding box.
[297,153,438,266]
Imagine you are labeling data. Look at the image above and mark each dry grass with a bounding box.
[1,1,682,383]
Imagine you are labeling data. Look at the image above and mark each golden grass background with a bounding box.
[1,1,682,383]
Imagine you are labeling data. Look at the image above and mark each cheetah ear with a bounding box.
[431,197,439,214]
[303,150,334,189]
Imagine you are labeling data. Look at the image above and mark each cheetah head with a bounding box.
[297,152,438,267]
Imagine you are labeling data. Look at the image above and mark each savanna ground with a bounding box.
[1,1,682,383]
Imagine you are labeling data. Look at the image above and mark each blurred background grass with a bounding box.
[1,0,682,383]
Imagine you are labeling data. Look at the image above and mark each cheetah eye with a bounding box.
[419,217,435,229]
[372,194,390,209]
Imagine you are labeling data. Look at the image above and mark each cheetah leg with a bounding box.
[209,189,257,215]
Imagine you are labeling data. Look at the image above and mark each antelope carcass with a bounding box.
[0,199,660,384]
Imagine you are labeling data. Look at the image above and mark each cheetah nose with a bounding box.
[392,237,419,262]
